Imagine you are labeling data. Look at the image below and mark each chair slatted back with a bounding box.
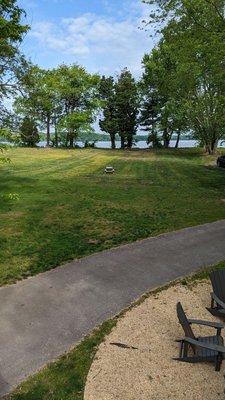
[176,302,195,340]
[210,270,225,303]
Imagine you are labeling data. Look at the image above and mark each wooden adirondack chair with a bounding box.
[174,302,225,371]
[206,270,225,319]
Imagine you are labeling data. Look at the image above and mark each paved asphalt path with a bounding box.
[1,220,225,397]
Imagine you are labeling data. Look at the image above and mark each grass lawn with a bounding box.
[1,146,225,286]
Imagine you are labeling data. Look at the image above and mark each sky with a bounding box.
[17,0,156,78]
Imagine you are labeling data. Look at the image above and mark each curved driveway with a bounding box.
[1,220,225,397]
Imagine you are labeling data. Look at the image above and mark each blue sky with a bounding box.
[17,0,155,78]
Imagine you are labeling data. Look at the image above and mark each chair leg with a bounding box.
[179,340,184,358]
[183,342,188,357]
[215,354,223,371]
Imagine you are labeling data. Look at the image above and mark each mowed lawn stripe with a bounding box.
[0,147,225,286]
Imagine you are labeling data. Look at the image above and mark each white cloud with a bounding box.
[27,4,154,77]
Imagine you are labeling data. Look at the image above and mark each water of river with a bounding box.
[37,139,225,149]
[95,140,198,149]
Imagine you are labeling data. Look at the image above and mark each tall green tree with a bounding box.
[138,90,158,134]
[99,76,117,149]
[114,69,139,149]
[0,0,29,97]
[14,66,61,146]
[99,70,139,149]
[0,0,29,159]
[53,64,100,148]
[20,116,39,147]
[144,0,225,153]
[141,47,187,148]
[138,91,162,148]
[14,64,100,148]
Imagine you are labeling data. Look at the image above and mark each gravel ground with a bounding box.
[84,281,225,400]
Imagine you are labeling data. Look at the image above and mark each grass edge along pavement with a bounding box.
[3,259,225,400]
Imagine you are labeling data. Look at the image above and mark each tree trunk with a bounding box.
[54,124,58,148]
[207,141,218,154]
[175,129,181,148]
[110,133,116,149]
[211,137,218,154]
[127,134,133,149]
[120,134,125,149]
[163,128,170,148]
[46,113,51,146]
[69,134,74,148]
[205,130,218,154]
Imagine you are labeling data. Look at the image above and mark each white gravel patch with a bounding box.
[84,281,225,400]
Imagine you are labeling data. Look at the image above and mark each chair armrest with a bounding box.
[188,319,224,329]
[183,337,225,353]
[211,292,225,310]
